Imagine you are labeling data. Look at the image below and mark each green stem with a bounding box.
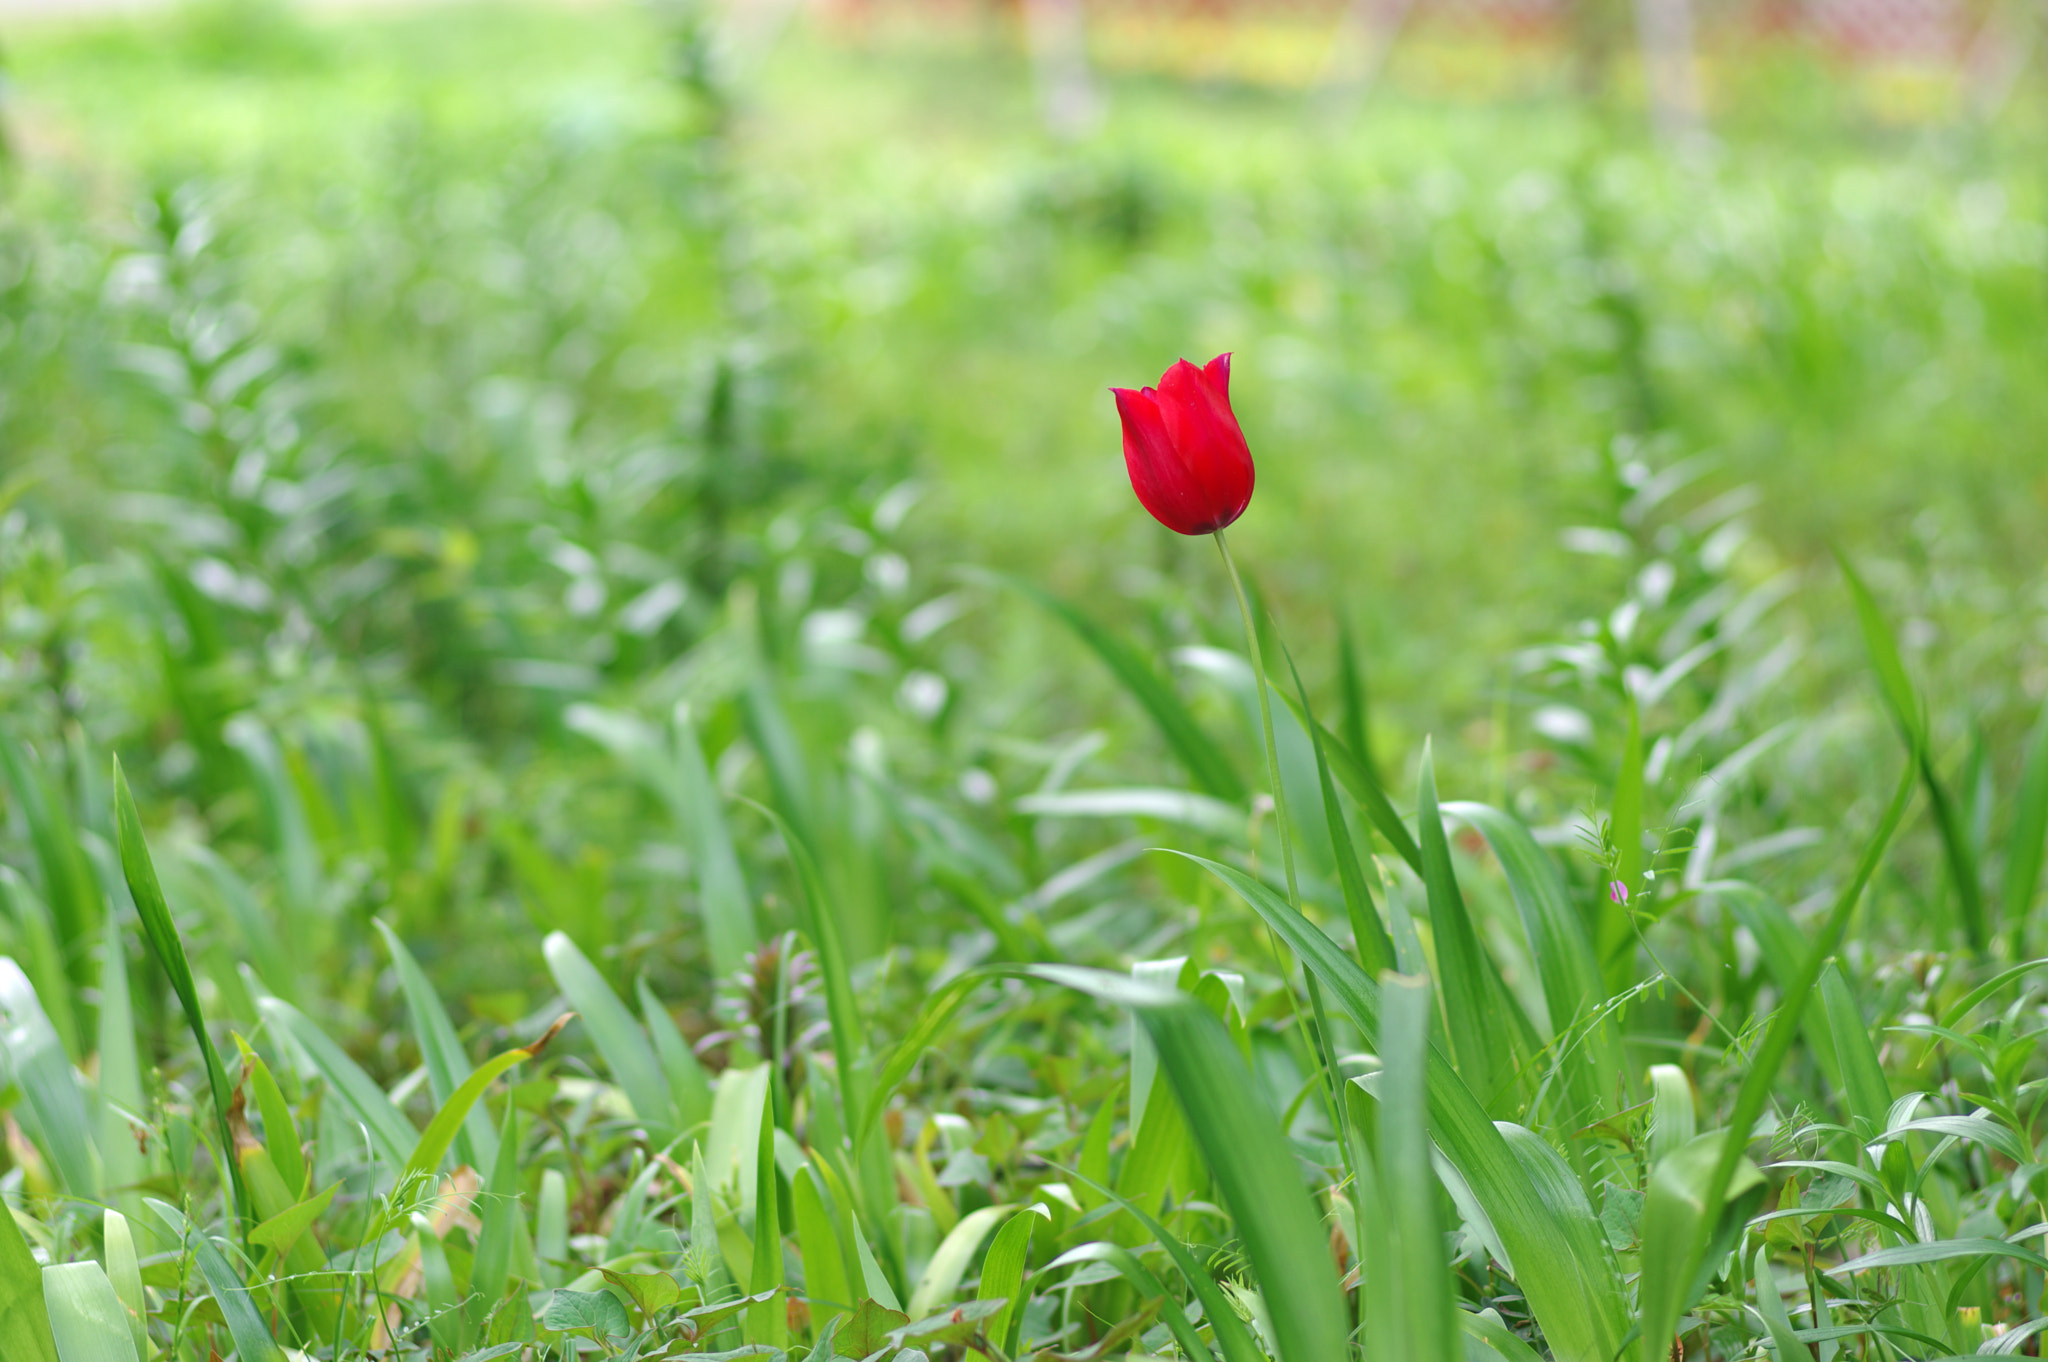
[1213,530,1356,1186]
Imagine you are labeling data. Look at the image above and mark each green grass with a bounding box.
[1,3,2047,1359]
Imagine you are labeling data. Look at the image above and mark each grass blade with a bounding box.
[746,1079,786,1347]
[1416,741,1511,1104]
[0,736,102,1018]
[794,1165,851,1329]
[1286,648,1396,974]
[145,1199,286,1362]
[1840,554,1985,951]
[1819,962,1891,1142]
[640,977,714,1136]
[975,1206,1045,1357]
[1033,965,1349,1362]
[101,1212,146,1362]
[906,1203,1007,1319]
[256,994,418,1173]
[1607,698,1645,987]
[1274,688,1423,873]
[1364,972,1456,1362]
[1636,1132,1768,1362]
[398,1014,568,1187]
[41,1262,138,1362]
[113,756,247,1224]
[467,1102,523,1332]
[542,930,673,1139]
[993,573,1245,801]
[95,919,147,1206]
[374,919,496,1173]
[0,958,100,1197]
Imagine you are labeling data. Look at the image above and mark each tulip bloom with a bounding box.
[1112,354,1255,536]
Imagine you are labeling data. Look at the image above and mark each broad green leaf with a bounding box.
[536,1167,568,1285]
[114,759,246,1223]
[1033,965,1348,1362]
[42,1263,138,1362]
[145,1199,285,1362]
[1753,1247,1810,1362]
[1646,1064,1696,1168]
[374,919,496,1172]
[793,1166,851,1329]
[242,1050,304,1202]
[249,1180,339,1258]
[542,1289,631,1338]
[906,1203,1008,1319]
[101,1212,146,1362]
[0,1197,59,1362]
[542,931,672,1138]
[1458,1307,1547,1362]
[975,1207,1045,1358]
[992,573,1244,801]
[1181,852,1629,1362]
[1416,742,1511,1105]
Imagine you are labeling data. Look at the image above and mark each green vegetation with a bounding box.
[2,3,2047,1358]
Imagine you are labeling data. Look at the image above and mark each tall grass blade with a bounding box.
[975,1206,1044,1357]
[1819,962,1891,1141]
[746,1080,786,1347]
[1274,689,1422,873]
[1286,649,1395,974]
[0,870,79,1061]
[0,736,102,1015]
[1032,965,1348,1362]
[1182,851,1629,1362]
[995,574,1245,801]
[374,919,496,1172]
[906,1203,1007,1318]
[145,1200,286,1362]
[1635,1132,1767,1362]
[41,1262,138,1362]
[639,977,714,1136]
[1607,698,1645,986]
[542,931,673,1139]
[399,1014,568,1186]
[113,757,247,1223]
[1365,972,1456,1362]
[793,1166,851,1329]
[101,1212,146,1362]
[255,994,418,1173]
[467,1103,522,1332]
[1043,1242,1217,1362]
[1337,614,1377,785]
[1416,741,1511,1103]
[1839,554,1985,951]
[95,920,147,1205]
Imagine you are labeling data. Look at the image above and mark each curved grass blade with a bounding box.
[1840,554,1984,952]
[1285,648,1395,974]
[976,1206,1046,1357]
[1043,1242,1216,1362]
[399,1014,569,1187]
[101,1212,146,1362]
[1274,687,1422,873]
[1635,1132,1767,1362]
[990,572,1245,801]
[467,1103,523,1332]
[145,1199,286,1362]
[906,1203,1008,1319]
[1032,965,1348,1362]
[113,757,246,1225]
[1819,962,1891,1141]
[255,994,418,1173]
[1179,851,1629,1362]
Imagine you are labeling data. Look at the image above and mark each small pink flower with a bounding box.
[1608,880,1630,905]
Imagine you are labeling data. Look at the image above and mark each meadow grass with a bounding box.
[1,4,2047,1359]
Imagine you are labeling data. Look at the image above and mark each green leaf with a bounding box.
[1416,742,1511,1104]
[1180,852,1629,1362]
[1273,689,1423,873]
[249,1180,339,1258]
[992,573,1244,801]
[542,1289,631,1339]
[0,737,102,1012]
[542,930,672,1138]
[793,1166,851,1330]
[975,1207,1045,1358]
[114,758,246,1224]
[2006,696,2048,956]
[1045,1242,1215,1362]
[374,918,497,1173]
[41,1263,138,1362]
[746,1079,786,1348]
[467,1103,523,1331]
[835,1298,911,1358]
[1840,1237,2048,1275]
[601,1266,683,1318]
[145,1199,286,1362]
[640,977,713,1137]
[1752,1247,1811,1362]
[1646,1064,1696,1169]
[100,1212,146,1362]
[0,1199,59,1362]
[1033,965,1348,1362]
[1610,695,1645,984]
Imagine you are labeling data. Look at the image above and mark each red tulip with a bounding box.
[1112,353,1255,536]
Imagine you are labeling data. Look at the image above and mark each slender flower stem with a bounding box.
[1213,528,1356,1182]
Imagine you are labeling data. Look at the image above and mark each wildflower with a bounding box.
[1112,353,1255,535]
[1609,880,1630,905]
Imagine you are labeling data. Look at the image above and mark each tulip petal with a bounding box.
[1115,385,1215,537]
[1154,358,1253,533]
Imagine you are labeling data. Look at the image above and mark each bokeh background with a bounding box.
[1,0,2045,1011]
